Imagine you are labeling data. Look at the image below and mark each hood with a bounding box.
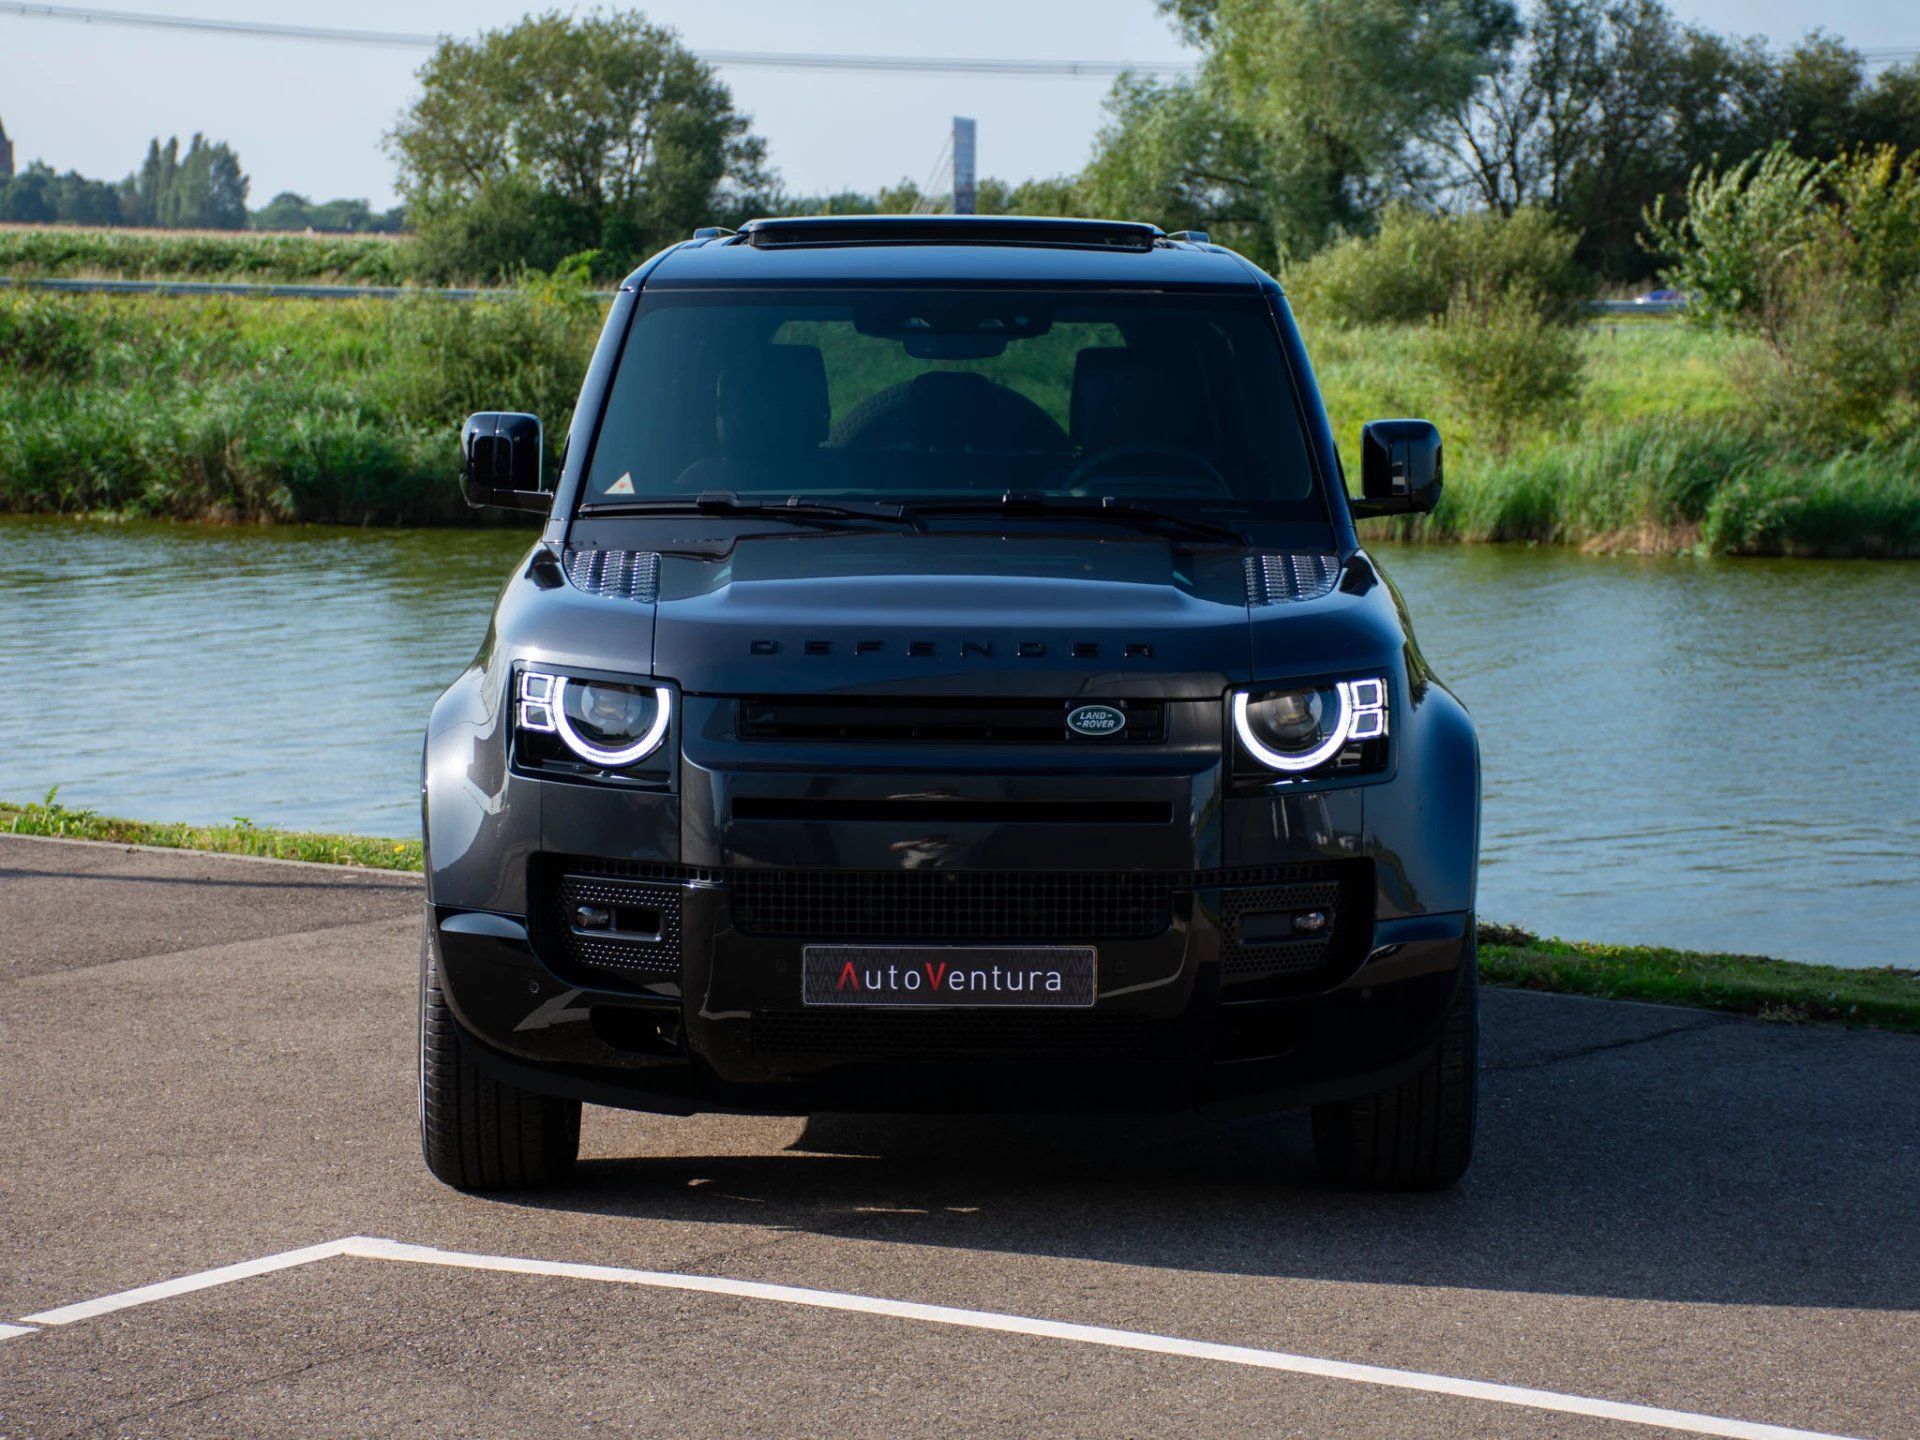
[650,530,1252,699]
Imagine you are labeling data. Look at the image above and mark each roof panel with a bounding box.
[631,216,1260,290]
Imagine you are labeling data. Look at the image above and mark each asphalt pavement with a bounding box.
[1,832,1915,1439]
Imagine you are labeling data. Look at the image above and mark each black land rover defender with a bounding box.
[421,215,1479,1193]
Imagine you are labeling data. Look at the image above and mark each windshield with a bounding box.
[580,288,1323,517]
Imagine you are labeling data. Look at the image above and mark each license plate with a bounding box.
[802,945,1097,1008]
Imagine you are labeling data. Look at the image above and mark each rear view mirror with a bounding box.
[461,412,550,511]
[1351,419,1442,518]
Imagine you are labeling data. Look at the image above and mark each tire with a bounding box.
[1310,953,1478,1191]
[419,915,580,1190]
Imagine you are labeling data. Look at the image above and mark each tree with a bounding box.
[120,134,249,229]
[1442,4,1920,280]
[1162,0,1521,256]
[388,8,772,278]
[1078,73,1278,264]
[1854,62,1920,155]
[250,191,406,233]
[162,135,249,229]
[0,164,56,223]
[1078,1,1519,262]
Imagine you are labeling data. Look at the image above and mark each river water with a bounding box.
[2,517,1914,968]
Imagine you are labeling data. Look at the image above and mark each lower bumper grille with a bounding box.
[530,857,1373,993]
[731,868,1174,941]
[751,1009,1150,1060]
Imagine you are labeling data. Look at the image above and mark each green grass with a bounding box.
[1480,927,1920,1035]
[2,791,421,872]
[0,224,415,285]
[8,792,1916,1034]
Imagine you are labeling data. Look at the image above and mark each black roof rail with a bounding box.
[736,215,1164,251]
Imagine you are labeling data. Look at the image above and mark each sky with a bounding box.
[1,0,1915,212]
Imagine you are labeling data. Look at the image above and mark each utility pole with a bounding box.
[952,116,976,215]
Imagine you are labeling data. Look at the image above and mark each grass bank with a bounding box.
[1312,320,1920,557]
[0,285,598,523]
[0,282,1915,550]
[1477,926,1919,1034]
[0,224,414,285]
[8,794,1915,1034]
[2,792,421,871]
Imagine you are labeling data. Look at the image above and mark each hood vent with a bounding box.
[1247,553,1340,605]
[566,548,661,603]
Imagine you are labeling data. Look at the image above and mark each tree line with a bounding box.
[1089,0,1920,279]
[0,134,402,233]
[7,1,1918,276]
[385,1,1920,284]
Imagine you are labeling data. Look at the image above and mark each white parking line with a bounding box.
[11,1235,1869,1440]
[19,1239,354,1326]
[0,1323,39,1340]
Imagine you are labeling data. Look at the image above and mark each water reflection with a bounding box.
[0,516,532,845]
[0,517,1912,967]
[1375,542,1920,968]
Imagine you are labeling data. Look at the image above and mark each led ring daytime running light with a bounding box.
[529,673,672,766]
[1234,679,1384,773]
[551,677,672,766]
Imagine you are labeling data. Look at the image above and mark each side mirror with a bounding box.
[460,412,549,511]
[1351,419,1442,518]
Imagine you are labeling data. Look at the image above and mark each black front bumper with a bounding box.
[431,871,1473,1116]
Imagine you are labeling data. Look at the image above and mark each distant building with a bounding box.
[0,116,13,181]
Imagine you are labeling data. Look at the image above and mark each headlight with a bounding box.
[1233,677,1387,774]
[518,669,671,766]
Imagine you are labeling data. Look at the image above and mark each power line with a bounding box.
[3,3,1909,75]
[0,2,1201,77]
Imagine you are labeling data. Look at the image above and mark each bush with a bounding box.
[1364,417,1920,555]
[1642,146,1831,333]
[1286,206,1594,326]
[1424,284,1585,451]
[1647,145,1920,441]
[381,268,604,450]
[0,278,602,523]
[0,295,98,379]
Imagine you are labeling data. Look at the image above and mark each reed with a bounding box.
[1,287,1915,552]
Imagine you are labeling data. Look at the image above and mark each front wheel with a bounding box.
[1311,955,1478,1191]
[419,915,580,1190]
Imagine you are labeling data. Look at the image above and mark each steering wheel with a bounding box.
[1064,446,1231,497]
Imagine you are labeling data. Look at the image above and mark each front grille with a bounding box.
[731,869,1173,941]
[730,797,1172,826]
[750,1009,1150,1060]
[739,696,1167,744]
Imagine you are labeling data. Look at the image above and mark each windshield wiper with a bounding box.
[578,491,922,528]
[915,493,1246,547]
